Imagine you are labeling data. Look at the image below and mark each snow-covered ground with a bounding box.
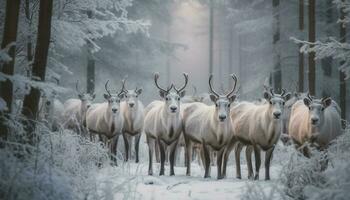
[96,153,283,200]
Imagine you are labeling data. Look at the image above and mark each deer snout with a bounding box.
[219,114,227,121]
[311,117,319,125]
[112,108,118,113]
[128,102,135,108]
[170,106,177,113]
[273,111,281,119]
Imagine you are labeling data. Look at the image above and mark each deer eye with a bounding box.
[165,97,169,101]
[321,107,325,111]
[269,101,272,105]
[46,101,51,106]
[177,97,180,101]
[282,102,285,106]
[228,104,230,108]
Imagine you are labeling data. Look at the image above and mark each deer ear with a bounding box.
[229,94,236,102]
[159,90,166,98]
[303,98,311,107]
[103,94,109,100]
[263,91,271,100]
[322,97,332,108]
[210,94,217,102]
[136,88,143,95]
[179,90,186,98]
[284,93,292,101]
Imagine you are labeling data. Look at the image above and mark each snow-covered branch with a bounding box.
[291,36,350,79]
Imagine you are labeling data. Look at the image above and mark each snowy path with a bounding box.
[97,161,283,200]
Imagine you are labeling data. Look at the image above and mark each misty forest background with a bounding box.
[1,0,349,122]
[1,0,350,200]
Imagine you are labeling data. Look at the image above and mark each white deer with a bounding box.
[144,73,188,176]
[120,79,144,163]
[183,74,238,179]
[85,80,125,163]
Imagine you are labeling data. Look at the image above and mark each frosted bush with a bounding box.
[0,119,112,200]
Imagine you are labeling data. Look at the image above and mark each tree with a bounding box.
[86,10,95,94]
[209,0,214,77]
[298,0,305,92]
[339,0,346,119]
[22,0,53,138]
[308,0,316,95]
[0,0,21,139]
[272,0,281,91]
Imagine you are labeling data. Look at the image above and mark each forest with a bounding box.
[0,0,349,199]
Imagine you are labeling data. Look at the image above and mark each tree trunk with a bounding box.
[339,0,346,120]
[209,0,214,77]
[0,0,21,140]
[22,0,53,139]
[308,0,316,95]
[298,0,304,92]
[272,0,281,91]
[25,0,33,71]
[86,10,95,94]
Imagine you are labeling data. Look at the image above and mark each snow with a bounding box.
[96,152,283,200]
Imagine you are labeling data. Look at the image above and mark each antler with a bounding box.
[226,74,238,97]
[209,74,220,97]
[307,93,313,101]
[192,85,197,96]
[118,79,126,97]
[174,73,189,93]
[76,80,83,95]
[104,80,112,97]
[121,78,127,93]
[281,89,286,96]
[154,72,172,93]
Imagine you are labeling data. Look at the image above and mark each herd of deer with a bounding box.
[36,72,343,181]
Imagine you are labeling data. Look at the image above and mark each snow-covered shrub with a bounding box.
[0,119,111,200]
[241,128,350,200]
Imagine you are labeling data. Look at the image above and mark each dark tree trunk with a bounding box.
[339,0,346,120]
[22,0,53,139]
[272,0,282,91]
[209,0,214,77]
[298,0,304,92]
[0,0,21,140]
[25,0,33,67]
[308,0,316,95]
[86,10,95,94]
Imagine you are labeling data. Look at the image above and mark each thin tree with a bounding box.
[272,0,282,91]
[339,0,346,120]
[22,0,53,139]
[86,10,95,94]
[298,0,304,92]
[0,0,21,140]
[209,0,214,77]
[308,0,316,95]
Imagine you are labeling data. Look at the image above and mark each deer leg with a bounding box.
[155,141,160,163]
[146,135,154,175]
[217,148,224,179]
[235,143,243,179]
[265,146,275,180]
[253,145,261,180]
[246,145,254,180]
[169,140,178,176]
[110,135,119,166]
[135,132,141,163]
[222,143,233,178]
[158,139,166,176]
[202,143,211,178]
[122,133,130,162]
[185,137,192,176]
